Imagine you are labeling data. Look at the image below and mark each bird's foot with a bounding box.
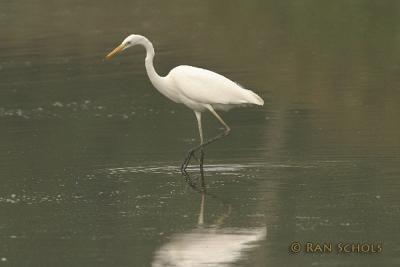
[181,148,195,173]
[180,145,206,173]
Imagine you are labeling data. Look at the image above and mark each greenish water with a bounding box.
[1,0,400,266]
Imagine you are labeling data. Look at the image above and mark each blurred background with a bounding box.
[0,0,399,266]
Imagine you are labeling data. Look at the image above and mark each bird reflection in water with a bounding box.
[152,169,267,267]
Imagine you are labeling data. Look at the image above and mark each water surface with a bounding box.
[1,0,400,266]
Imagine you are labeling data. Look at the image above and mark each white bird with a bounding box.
[106,34,264,171]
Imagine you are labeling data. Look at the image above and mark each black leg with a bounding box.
[180,129,230,173]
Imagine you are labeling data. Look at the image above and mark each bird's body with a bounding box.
[106,34,263,171]
[165,65,263,111]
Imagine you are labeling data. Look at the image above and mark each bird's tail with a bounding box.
[245,90,264,106]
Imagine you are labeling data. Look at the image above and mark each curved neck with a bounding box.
[140,37,163,86]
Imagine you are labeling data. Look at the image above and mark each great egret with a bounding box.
[106,34,264,172]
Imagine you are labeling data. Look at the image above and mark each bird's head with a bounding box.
[106,34,145,59]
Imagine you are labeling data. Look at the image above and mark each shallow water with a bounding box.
[1,0,400,266]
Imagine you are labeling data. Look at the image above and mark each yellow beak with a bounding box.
[106,44,124,59]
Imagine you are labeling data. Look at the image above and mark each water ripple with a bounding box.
[102,162,318,176]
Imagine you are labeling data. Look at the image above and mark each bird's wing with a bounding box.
[167,66,263,106]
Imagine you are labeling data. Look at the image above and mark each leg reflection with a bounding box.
[153,166,267,267]
[181,158,232,227]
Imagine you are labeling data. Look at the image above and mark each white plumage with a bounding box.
[106,34,264,170]
[167,65,264,111]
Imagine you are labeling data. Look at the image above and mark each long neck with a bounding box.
[141,38,164,87]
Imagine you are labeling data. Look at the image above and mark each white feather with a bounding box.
[106,34,264,158]
[166,65,264,111]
